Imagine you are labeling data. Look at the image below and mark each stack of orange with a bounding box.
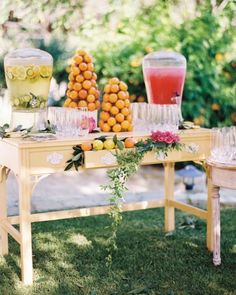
[99,78,133,132]
[63,49,100,111]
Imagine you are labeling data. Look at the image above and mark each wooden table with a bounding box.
[0,129,212,285]
[207,160,236,266]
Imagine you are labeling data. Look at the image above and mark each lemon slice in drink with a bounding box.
[40,65,52,78]
[26,65,40,79]
[12,66,27,80]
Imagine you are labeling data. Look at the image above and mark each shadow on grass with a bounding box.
[0,208,235,295]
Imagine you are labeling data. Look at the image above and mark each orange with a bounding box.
[69,90,78,100]
[121,120,130,130]
[73,82,82,91]
[125,91,130,99]
[110,106,119,115]
[121,107,130,116]
[88,102,96,111]
[128,125,133,131]
[83,80,92,89]
[119,81,128,91]
[137,96,145,102]
[126,114,132,122]
[78,89,88,99]
[84,54,92,63]
[102,102,112,112]
[95,100,100,109]
[74,55,83,64]
[115,99,125,109]
[64,98,72,107]
[103,93,109,102]
[117,91,126,100]
[69,101,77,108]
[83,70,92,79]
[68,82,74,90]
[124,99,130,107]
[104,84,111,93]
[94,90,100,99]
[76,74,84,83]
[109,93,118,103]
[76,49,86,56]
[124,137,135,148]
[89,86,97,95]
[91,79,97,87]
[68,73,75,81]
[112,123,121,133]
[92,73,97,80]
[107,117,116,126]
[66,90,71,97]
[99,120,104,129]
[81,142,92,151]
[115,113,124,123]
[109,77,120,84]
[71,66,80,76]
[102,123,111,132]
[87,63,94,71]
[79,62,88,71]
[110,84,119,93]
[78,100,87,108]
[100,111,110,122]
[87,94,95,103]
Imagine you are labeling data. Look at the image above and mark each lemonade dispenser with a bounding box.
[142,51,186,123]
[4,48,53,129]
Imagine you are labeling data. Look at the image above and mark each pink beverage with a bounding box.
[143,67,186,105]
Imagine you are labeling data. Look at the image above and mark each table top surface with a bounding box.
[207,159,236,170]
[0,128,211,149]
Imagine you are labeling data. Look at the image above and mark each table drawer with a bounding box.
[28,148,73,174]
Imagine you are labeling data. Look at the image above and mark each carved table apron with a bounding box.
[0,129,212,285]
[207,161,236,265]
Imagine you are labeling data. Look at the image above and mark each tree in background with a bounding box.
[0,0,235,126]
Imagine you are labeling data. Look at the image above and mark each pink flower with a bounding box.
[88,117,96,132]
[151,131,180,144]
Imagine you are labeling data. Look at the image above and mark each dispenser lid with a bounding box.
[143,51,186,67]
[4,48,53,66]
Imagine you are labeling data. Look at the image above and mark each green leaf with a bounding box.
[72,153,82,161]
[64,161,74,171]
[116,140,124,150]
[95,135,107,142]
[113,134,118,145]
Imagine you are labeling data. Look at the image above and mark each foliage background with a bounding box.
[0,0,235,127]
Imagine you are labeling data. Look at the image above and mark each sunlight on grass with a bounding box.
[231,244,236,253]
[70,233,92,247]
[185,241,199,248]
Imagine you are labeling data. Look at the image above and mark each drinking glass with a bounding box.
[78,107,90,136]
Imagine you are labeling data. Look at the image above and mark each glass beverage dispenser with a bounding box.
[4,48,53,129]
[142,51,186,123]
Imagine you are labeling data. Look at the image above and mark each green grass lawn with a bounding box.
[0,208,235,295]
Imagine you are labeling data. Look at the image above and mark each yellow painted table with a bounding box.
[0,129,212,285]
[207,160,236,266]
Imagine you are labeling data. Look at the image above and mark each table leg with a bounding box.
[164,162,175,232]
[212,184,221,266]
[0,167,9,256]
[18,171,33,284]
[207,174,213,251]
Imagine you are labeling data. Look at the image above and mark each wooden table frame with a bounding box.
[207,161,236,265]
[0,129,213,285]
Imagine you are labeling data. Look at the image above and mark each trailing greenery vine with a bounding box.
[65,131,184,265]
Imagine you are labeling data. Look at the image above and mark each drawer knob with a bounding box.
[47,152,64,165]
[186,143,200,153]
